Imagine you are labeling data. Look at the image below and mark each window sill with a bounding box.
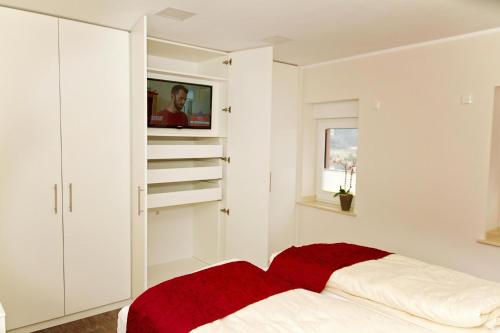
[297,196,356,217]
[477,227,500,248]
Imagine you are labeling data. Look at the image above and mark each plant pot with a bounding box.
[339,194,353,211]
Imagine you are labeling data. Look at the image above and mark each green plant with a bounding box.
[333,186,350,198]
[332,158,356,198]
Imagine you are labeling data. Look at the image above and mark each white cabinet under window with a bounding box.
[0,7,130,330]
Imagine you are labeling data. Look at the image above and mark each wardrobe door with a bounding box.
[58,19,131,314]
[225,47,273,268]
[130,16,148,298]
[0,7,64,330]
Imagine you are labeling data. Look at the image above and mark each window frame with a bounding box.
[315,117,358,204]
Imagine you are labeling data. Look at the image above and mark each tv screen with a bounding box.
[147,78,212,129]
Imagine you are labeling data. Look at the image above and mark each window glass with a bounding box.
[322,128,358,194]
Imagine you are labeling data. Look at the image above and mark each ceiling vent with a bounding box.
[262,35,292,45]
[156,7,196,21]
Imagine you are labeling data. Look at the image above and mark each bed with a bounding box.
[118,289,448,332]
[268,244,500,333]
[118,276,434,333]
[119,243,500,333]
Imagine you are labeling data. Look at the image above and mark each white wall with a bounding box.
[268,62,300,256]
[487,88,500,232]
[298,30,500,281]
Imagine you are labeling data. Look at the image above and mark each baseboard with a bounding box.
[7,299,131,333]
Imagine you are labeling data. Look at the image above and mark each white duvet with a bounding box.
[118,289,433,333]
[325,288,500,333]
[326,254,500,330]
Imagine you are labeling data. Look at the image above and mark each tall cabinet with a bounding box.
[131,17,282,296]
[0,7,130,331]
[0,8,64,330]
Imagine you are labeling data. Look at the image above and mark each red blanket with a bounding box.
[268,243,390,292]
[126,261,294,333]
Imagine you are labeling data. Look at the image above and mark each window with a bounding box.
[316,118,358,204]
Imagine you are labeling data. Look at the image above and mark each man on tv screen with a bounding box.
[154,84,189,127]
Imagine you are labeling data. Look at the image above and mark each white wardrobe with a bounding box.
[0,7,130,332]
[130,17,299,297]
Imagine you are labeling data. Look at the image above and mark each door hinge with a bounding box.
[220,208,230,215]
[222,106,232,113]
[222,58,232,66]
[220,156,231,163]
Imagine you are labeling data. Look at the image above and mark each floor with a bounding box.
[33,310,119,333]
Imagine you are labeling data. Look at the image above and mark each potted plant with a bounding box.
[334,186,353,211]
[333,160,356,211]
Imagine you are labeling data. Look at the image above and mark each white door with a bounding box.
[268,63,299,255]
[130,16,148,298]
[0,7,64,330]
[225,47,273,268]
[59,19,131,314]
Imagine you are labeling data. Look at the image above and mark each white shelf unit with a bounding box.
[148,181,222,208]
[145,35,230,138]
[148,161,222,184]
[131,16,280,296]
[147,128,227,138]
[147,37,228,79]
[139,33,230,286]
[147,37,227,62]
[147,137,225,209]
[148,143,223,160]
[144,135,226,283]
[147,67,228,82]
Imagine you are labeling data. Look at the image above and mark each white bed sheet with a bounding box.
[117,291,500,333]
[117,305,128,333]
[118,289,436,333]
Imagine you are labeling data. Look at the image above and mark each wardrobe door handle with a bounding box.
[138,186,144,216]
[54,184,58,214]
[69,183,73,212]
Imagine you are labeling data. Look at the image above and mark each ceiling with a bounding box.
[2,0,500,65]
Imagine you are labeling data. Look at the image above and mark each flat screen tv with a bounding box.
[147,78,213,129]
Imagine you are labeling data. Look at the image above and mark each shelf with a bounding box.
[148,144,223,160]
[148,257,208,287]
[148,182,222,208]
[148,166,222,184]
[147,128,226,138]
[477,227,500,247]
[148,67,228,81]
[297,196,357,216]
[147,37,227,62]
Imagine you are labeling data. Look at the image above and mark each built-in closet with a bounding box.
[0,7,298,330]
[131,17,299,296]
[0,7,130,331]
